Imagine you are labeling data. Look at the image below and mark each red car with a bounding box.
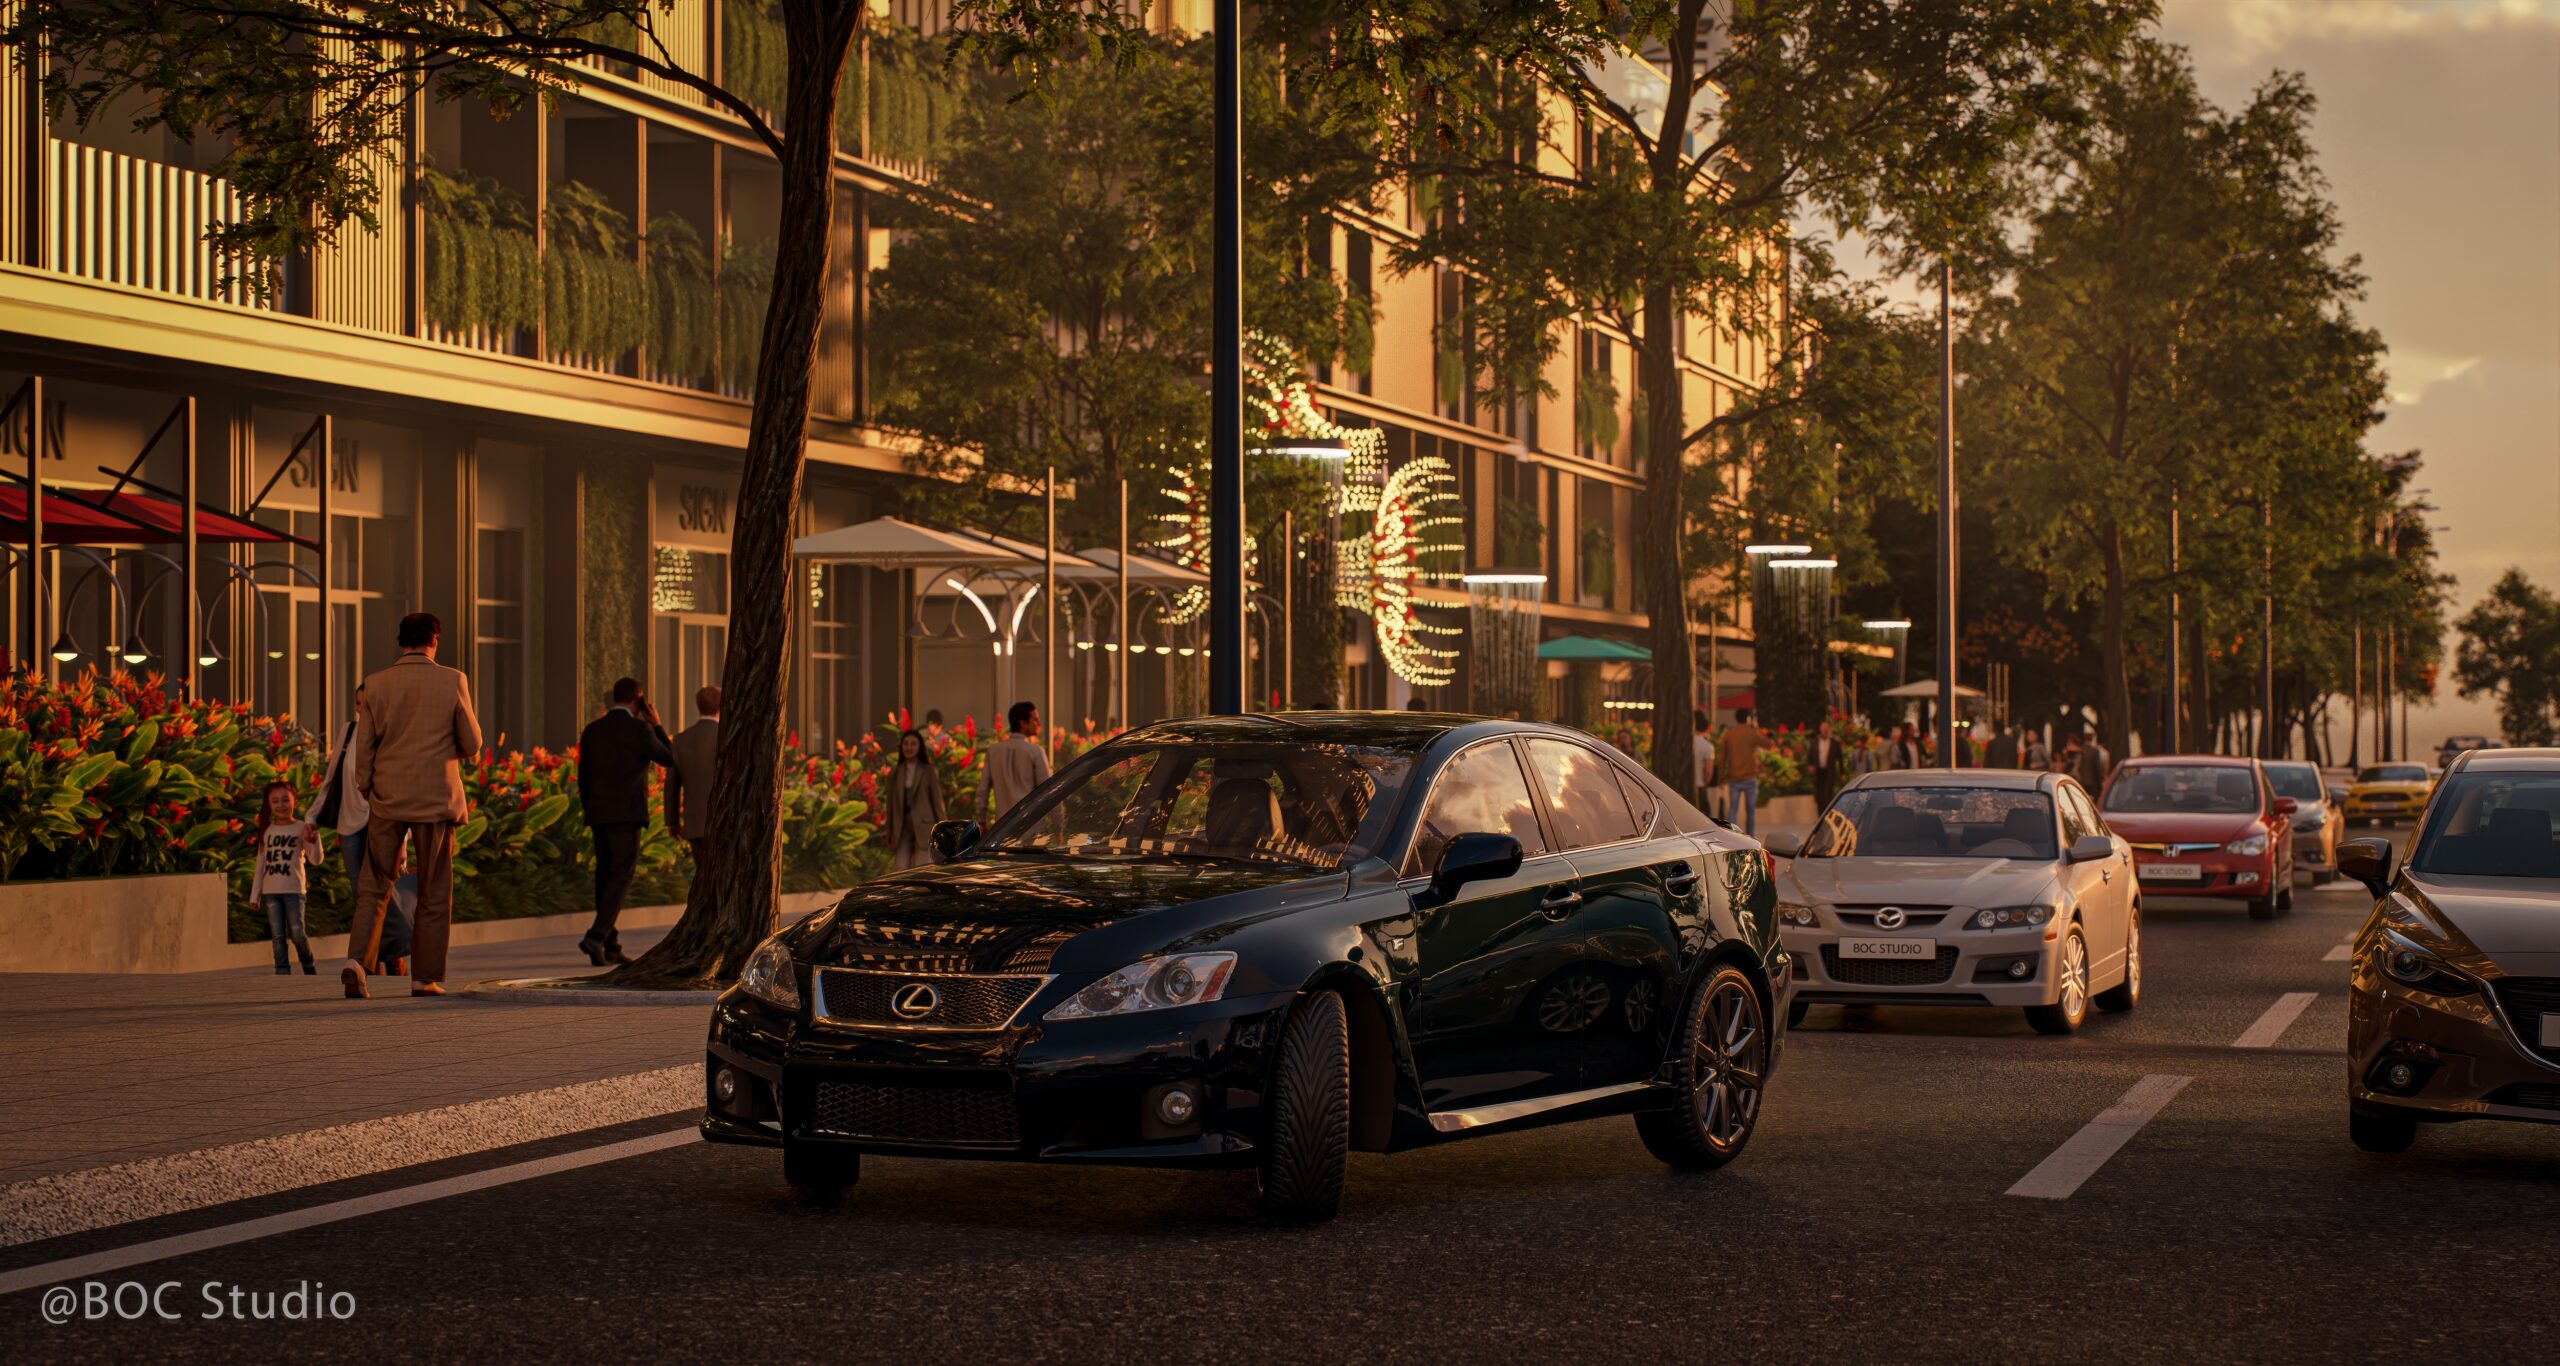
[2097,756,2298,920]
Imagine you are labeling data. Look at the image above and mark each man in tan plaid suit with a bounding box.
[343,611,483,999]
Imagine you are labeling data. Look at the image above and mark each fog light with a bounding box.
[2383,1061,2417,1090]
[2008,960,2032,979]
[1156,1088,1197,1125]
[2235,871,2260,885]
[714,1066,739,1104]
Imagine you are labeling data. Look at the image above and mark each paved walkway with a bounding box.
[0,927,706,1185]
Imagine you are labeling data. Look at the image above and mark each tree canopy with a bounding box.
[2454,571,2560,747]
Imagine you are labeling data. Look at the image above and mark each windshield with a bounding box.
[978,738,1414,870]
[2102,765,2258,814]
[1801,787,2056,860]
[2360,765,2429,784]
[2265,764,2325,801]
[2409,772,2560,878]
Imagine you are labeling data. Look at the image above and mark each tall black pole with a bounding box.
[1205,0,1246,715]
[2167,479,2181,753]
[1934,259,1956,765]
[2260,494,2274,758]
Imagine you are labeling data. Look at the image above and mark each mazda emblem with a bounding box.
[1874,906,1907,930]
[889,982,941,1020]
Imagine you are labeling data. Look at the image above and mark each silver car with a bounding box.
[2264,760,2340,885]
[1765,770,2140,1035]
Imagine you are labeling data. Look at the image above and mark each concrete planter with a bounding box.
[0,876,845,975]
[1759,794,1818,828]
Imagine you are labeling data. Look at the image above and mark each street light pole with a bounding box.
[2167,479,2181,753]
[1934,258,1956,765]
[1205,0,1246,716]
[2260,493,2274,758]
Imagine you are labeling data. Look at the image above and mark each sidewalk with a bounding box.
[0,925,706,1188]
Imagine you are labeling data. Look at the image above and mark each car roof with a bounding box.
[1117,711,1583,752]
[1848,767,2053,791]
[2119,754,2254,768]
[2448,747,2560,773]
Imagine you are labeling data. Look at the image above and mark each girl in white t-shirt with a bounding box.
[253,780,322,975]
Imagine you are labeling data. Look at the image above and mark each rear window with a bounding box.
[2102,765,2258,815]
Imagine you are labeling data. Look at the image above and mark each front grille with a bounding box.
[814,969,1043,1030]
[2487,1083,2560,1112]
[1820,944,1959,987]
[2491,977,2560,1065]
[1835,910,1949,930]
[807,1080,1020,1145]
[2127,841,2220,856]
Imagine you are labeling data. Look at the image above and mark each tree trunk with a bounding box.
[1637,287,1693,799]
[2097,519,2132,764]
[612,3,862,988]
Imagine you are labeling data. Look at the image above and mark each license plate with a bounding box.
[1838,937,1938,960]
[2542,1016,2560,1048]
[2139,863,2204,882]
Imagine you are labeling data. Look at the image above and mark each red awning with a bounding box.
[1716,690,1756,711]
[0,485,290,545]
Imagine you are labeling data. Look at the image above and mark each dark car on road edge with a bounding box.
[701,713,1786,1222]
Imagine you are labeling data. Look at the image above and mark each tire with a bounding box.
[1635,964,1769,1171]
[1786,998,1810,1029]
[1255,991,1350,1225]
[2095,908,2140,1013]
[783,1142,861,1207]
[2024,926,2091,1035]
[2277,882,2295,913]
[2248,896,2278,920]
[2349,1108,2418,1154]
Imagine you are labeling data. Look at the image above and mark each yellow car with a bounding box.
[2344,764,2434,827]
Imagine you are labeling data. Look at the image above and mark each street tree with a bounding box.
[2454,570,2560,747]
[5,0,873,986]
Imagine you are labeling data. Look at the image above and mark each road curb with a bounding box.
[459,977,722,1006]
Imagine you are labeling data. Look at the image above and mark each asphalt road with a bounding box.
[9,822,2557,1362]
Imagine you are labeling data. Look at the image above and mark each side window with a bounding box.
[1408,741,1549,877]
[2060,784,2099,841]
[1612,760,1659,836]
[1525,738,1641,851]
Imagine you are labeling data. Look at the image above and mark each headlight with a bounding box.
[1968,904,2054,930]
[2379,931,2473,997]
[739,936,801,1011]
[1777,901,1818,928]
[1044,952,1238,1021]
[2225,831,2268,856]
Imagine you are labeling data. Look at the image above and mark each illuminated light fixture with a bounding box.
[1155,645,1174,656]
[267,647,286,660]
[1074,640,1094,651]
[1103,642,1120,653]
[1770,557,1838,570]
[1459,572,1548,586]
[1602,699,1656,711]
[1744,543,1812,556]
[1176,647,1197,657]
[946,578,1000,636]
[1259,438,1349,458]
[1863,618,1912,630]
[119,633,151,665]
[303,650,321,661]
[48,632,82,663]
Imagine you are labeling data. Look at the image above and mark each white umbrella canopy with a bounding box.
[790,516,1030,568]
[1877,678,1988,700]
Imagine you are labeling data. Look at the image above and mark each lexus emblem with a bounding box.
[889,983,941,1020]
[1874,906,1907,930]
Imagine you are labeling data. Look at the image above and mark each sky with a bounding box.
[1847,0,2560,752]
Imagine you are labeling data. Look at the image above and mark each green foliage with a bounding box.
[544,180,648,362]
[646,214,717,384]
[868,23,960,165]
[1580,523,1616,602]
[417,168,540,338]
[581,464,648,709]
[2454,570,2560,747]
[1574,367,1620,453]
[721,0,788,116]
[1494,496,1544,570]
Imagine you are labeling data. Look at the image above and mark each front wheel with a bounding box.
[1636,964,1769,1171]
[782,1141,861,1207]
[2024,927,2091,1035]
[2349,1108,2418,1154]
[2095,909,2140,1013]
[1254,991,1350,1224]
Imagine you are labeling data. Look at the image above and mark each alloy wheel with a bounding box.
[1538,973,1612,1034]
[2058,931,2089,1022]
[1693,977,1766,1152]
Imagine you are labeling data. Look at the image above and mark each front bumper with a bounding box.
[2344,795,2421,822]
[700,984,1296,1168]
[2347,953,2560,1127]
[1779,921,2067,1008]
[2131,855,2274,900]
[2293,820,2335,873]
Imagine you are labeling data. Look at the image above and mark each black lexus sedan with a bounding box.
[701,712,1787,1222]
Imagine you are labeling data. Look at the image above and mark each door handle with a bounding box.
[1539,888,1583,919]
[1664,869,1701,896]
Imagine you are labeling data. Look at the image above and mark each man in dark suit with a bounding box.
[1807,720,1846,810]
[577,677,675,966]
[1984,720,2021,770]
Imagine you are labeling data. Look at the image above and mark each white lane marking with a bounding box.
[2006,1074,2192,1200]
[2234,992,2319,1048]
[0,1064,694,1249]
[0,1127,696,1298]
[2323,945,2353,962]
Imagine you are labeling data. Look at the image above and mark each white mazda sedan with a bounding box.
[1765,769,2140,1035]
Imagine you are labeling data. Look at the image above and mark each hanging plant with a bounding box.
[721,0,787,115]
[1495,496,1544,570]
[1574,366,1621,452]
[415,167,539,341]
[720,234,778,394]
[867,23,957,166]
[1435,341,1467,411]
[1581,523,1617,601]
[543,179,647,365]
[645,214,715,385]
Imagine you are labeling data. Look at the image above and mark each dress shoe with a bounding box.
[577,936,610,967]
[341,965,369,999]
[300,960,317,976]
[411,981,446,997]
[385,956,408,976]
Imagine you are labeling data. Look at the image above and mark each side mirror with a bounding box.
[2337,838,2394,898]
[1763,833,1802,859]
[2274,797,2299,816]
[1428,833,1524,905]
[932,819,982,864]
[2067,833,2114,863]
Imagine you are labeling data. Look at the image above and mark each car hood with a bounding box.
[2350,783,2431,796]
[2100,811,2258,842]
[796,855,1339,974]
[2406,873,2560,964]
[1784,856,2061,909]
